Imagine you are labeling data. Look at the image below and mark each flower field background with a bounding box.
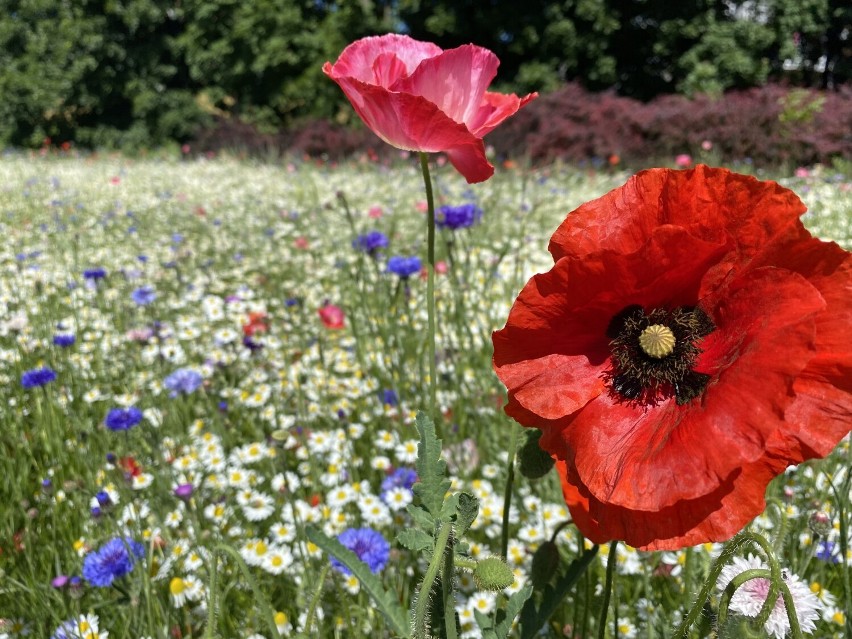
[0,151,851,638]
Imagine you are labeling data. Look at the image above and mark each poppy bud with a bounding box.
[809,511,832,537]
[472,556,514,591]
[518,429,554,479]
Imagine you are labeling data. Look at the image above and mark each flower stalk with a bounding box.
[598,541,618,639]
[419,152,438,423]
[413,521,453,639]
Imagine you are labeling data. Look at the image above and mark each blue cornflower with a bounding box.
[330,527,390,576]
[82,537,145,587]
[21,367,57,389]
[437,203,483,230]
[130,285,157,306]
[380,467,418,502]
[387,255,422,278]
[104,407,143,431]
[164,368,203,397]
[51,619,81,639]
[53,333,76,347]
[353,231,389,255]
[380,388,398,406]
[82,267,107,280]
[815,540,841,564]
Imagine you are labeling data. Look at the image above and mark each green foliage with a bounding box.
[0,0,847,149]
[412,411,452,519]
[305,527,411,638]
[0,0,208,149]
[519,545,600,639]
[778,87,826,128]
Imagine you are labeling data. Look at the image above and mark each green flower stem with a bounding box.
[414,522,453,639]
[501,423,520,559]
[212,544,282,639]
[829,478,852,636]
[205,547,219,639]
[442,532,459,639]
[739,532,783,630]
[598,541,618,639]
[672,531,782,639]
[718,568,803,639]
[419,152,438,423]
[306,562,331,635]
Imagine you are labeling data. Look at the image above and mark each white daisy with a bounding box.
[717,554,822,639]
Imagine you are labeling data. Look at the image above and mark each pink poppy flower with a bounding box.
[318,304,345,330]
[323,34,536,184]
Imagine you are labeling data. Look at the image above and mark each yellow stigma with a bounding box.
[638,324,676,358]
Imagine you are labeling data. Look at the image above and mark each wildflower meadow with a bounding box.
[0,147,850,639]
[2,33,852,639]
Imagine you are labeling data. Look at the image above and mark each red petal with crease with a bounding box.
[548,166,806,266]
[494,226,729,420]
[550,268,824,512]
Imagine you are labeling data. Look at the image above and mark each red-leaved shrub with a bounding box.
[193,84,852,166]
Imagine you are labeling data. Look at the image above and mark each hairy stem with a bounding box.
[413,522,453,639]
[598,541,618,639]
[419,152,438,424]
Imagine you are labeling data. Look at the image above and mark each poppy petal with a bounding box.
[548,267,825,513]
[468,91,539,137]
[548,166,807,267]
[325,34,442,85]
[749,224,852,452]
[555,449,788,550]
[391,44,500,129]
[494,226,729,420]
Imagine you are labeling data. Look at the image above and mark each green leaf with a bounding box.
[520,545,599,639]
[397,529,434,553]
[454,491,479,537]
[474,609,497,639]
[406,503,435,531]
[305,526,410,638]
[412,411,451,518]
[495,583,534,637]
[440,491,460,522]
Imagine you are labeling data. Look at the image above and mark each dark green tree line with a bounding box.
[0,0,847,149]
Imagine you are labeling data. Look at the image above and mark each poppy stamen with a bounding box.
[607,305,715,404]
[638,324,676,358]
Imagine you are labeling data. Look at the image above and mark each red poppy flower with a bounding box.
[318,303,345,330]
[493,165,852,550]
[323,34,536,184]
[119,456,142,478]
[242,311,268,337]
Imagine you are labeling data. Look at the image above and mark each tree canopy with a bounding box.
[0,0,847,149]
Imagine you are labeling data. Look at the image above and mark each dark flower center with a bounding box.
[606,305,715,405]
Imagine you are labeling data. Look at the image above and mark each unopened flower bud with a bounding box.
[518,429,554,479]
[472,556,515,591]
[809,511,832,537]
